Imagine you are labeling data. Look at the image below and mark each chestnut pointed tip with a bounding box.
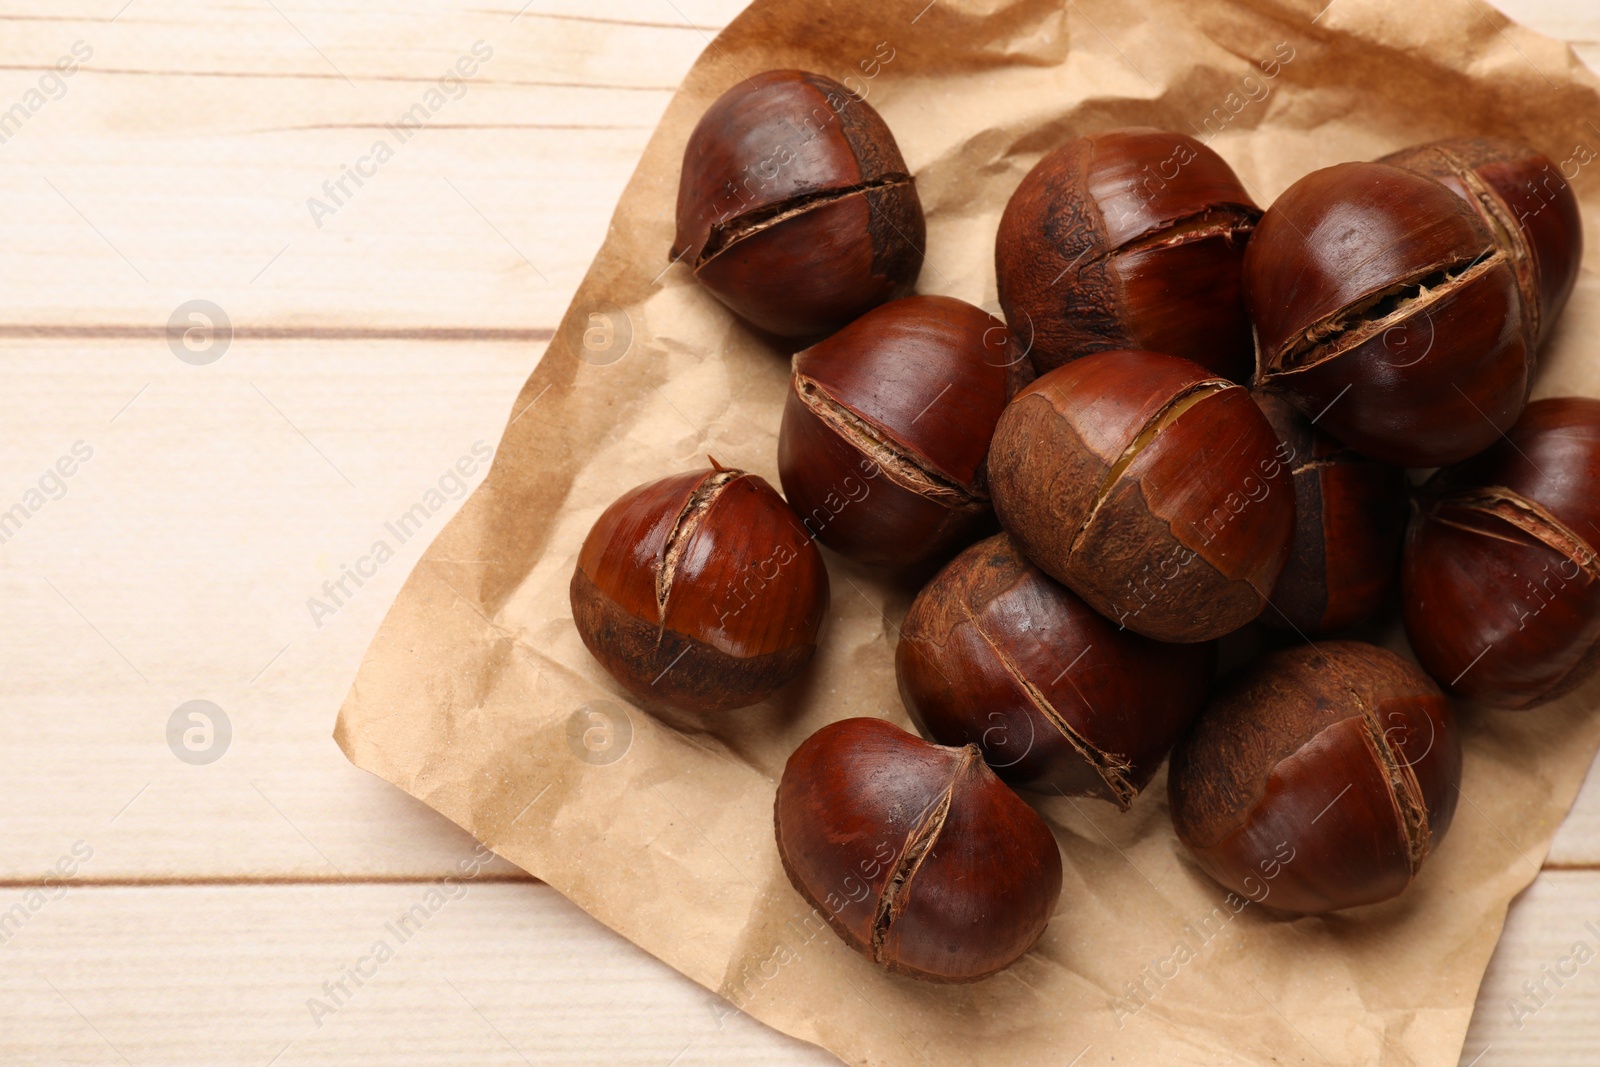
[571,468,828,713]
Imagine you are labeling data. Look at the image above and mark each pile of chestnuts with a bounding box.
[568,67,1590,982]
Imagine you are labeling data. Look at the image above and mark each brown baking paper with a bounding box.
[334,0,1600,1062]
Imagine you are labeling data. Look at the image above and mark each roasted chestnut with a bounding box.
[1381,137,1583,345]
[1246,161,1532,468]
[896,533,1214,806]
[774,717,1062,981]
[670,69,924,338]
[1254,392,1409,635]
[987,349,1294,643]
[1169,641,1461,914]
[1403,397,1600,709]
[570,465,828,711]
[777,295,1023,567]
[995,127,1260,382]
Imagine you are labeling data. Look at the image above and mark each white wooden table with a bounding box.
[0,1,1594,1064]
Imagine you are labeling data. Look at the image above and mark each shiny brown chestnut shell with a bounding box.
[670,69,924,339]
[1381,137,1583,345]
[896,533,1215,807]
[987,349,1294,643]
[995,127,1260,382]
[1169,641,1461,915]
[1403,397,1600,709]
[1246,161,1532,468]
[1254,392,1409,635]
[777,295,1025,567]
[570,466,829,711]
[774,717,1062,982]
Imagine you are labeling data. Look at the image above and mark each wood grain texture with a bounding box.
[0,0,716,332]
[1465,872,1600,1065]
[0,882,835,1065]
[0,339,535,881]
[0,0,1595,1065]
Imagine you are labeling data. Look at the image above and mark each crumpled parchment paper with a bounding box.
[335,0,1600,1062]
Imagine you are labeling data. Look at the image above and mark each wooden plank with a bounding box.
[1549,755,1600,866]
[1464,871,1600,1064]
[7,877,1600,1066]
[0,0,1587,337]
[0,0,745,332]
[0,0,745,879]
[1490,0,1600,44]
[0,881,838,1066]
[7,873,1600,1067]
[0,337,537,880]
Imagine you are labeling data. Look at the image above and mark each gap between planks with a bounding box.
[4,862,1599,890]
[0,325,556,343]
[0,873,542,889]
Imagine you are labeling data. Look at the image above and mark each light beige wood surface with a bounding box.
[0,1,1595,1064]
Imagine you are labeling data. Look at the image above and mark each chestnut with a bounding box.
[1254,392,1409,635]
[987,349,1294,643]
[896,533,1214,806]
[1169,641,1461,914]
[670,69,924,338]
[1403,397,1600,709]
[570,465,828,712]
[777,295,1024,567]
[1381,137,1583,345]
[774,717,1062,981]
[1246,161,1532,468]
[995,127,1261,382]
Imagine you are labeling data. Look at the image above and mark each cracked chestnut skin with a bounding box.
[1169,641,1461,915]
[1381,137,1583,347]
[774,717,1062,982]
[1403,397,1600,709]
[995,127,1260,382]
[1246,162,1532,468]
[671,69,924,339]
[987,349,1294,643]
[570,466,829,712]
[777,295,1028,567]
[1254,392,1409,635]
[896,533,1215,806]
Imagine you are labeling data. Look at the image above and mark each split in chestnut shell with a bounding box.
[1246,161,1532,468]
[995,127,1260,382]
[897,533,1214,806]
[987,349,1294,643]
[774,717,1062,982]
[1169,641,1461,915]
[1403,397,1600,709]
[570,466,829,712]
[671,70,924,339]
[1381,136,1583,347]
[778,295,1027,567]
